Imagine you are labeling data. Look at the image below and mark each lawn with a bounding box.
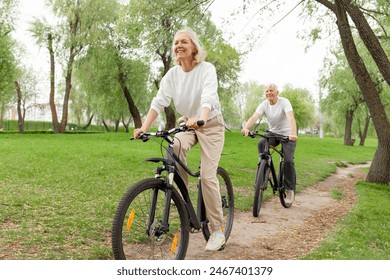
[0,130,385,259]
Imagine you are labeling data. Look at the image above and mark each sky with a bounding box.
[209,0,331,98]
[13,0,331,103]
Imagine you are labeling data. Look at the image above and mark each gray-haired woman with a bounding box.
[133,27,226,251]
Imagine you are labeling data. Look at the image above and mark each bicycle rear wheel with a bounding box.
[279,167,295,208]
[253,160,269,217]
[202,166,234,242]
[111,178,189,260]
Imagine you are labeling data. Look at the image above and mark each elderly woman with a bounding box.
[241,83,297,192]
[133,27,226,251]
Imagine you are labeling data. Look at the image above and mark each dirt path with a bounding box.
[185,163,369,260]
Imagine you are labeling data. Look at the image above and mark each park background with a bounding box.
[0,0,389,267]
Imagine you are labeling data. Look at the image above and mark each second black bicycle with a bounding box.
[249,131,295,217]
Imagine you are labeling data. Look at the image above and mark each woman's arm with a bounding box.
[133,108,158,139]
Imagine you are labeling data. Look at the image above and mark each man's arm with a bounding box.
[286,111,297,141]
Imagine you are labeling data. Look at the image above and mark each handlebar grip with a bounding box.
[197,120,205,126]
[247,132,255,138]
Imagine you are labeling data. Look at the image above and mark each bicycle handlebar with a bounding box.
[248,131,290,143]
[131,120,205,142]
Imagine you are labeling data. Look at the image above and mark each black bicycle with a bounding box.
[111,121,234,260]
[249,131,295,217]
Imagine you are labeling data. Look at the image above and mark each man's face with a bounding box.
[265,86,278,104]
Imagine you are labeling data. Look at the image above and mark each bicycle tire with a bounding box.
[279,167,296,208]
[201,166,234,242]
[253,160,269,217]
[111,178,189,260]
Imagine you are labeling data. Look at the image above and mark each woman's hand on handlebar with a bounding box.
[133,127,146,140]
[186,118,205,129]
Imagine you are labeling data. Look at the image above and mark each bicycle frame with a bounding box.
[145,133,206,234]
[254,132,287,192]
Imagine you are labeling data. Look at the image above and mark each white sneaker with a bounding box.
[205,230,225,251]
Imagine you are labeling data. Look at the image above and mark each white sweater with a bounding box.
[151,61,221,120]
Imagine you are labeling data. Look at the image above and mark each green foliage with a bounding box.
[281,84,316,131]
[240,81,266,122]
[320,37,389,138]
[0,0,18,110]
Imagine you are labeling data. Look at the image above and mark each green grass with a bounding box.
[302,182,390,259]
[0,130,385,259]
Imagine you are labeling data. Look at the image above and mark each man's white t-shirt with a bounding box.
[255,97,293,136]
[151,61,221,120]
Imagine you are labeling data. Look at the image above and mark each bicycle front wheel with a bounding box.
[111,178,189,260]
[202,166,234,242]
[253,160,269,217]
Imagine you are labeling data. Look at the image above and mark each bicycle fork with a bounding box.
[147,165,175,240]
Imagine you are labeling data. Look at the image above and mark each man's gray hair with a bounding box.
[265,83,279,92]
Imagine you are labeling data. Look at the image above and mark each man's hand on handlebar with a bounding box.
[241,128,250,137]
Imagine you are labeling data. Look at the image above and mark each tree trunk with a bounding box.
[358,113,370,146]
[0,103,5,130]
[48,33,60,133]
[121,116,130,133]
[164,106,176,129]
[344,109,354,146]
[82,114,94,130]
[332,0,390,184]
[339,0,390,85]
[102,120,110,132]
[59,48,75,133]
[156,42,176,129]
[120,82,142,129]
[116,57,142,129]
[15,81,24,134]
[114,119,120,132]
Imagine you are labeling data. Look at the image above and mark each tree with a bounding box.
[14,66,39,134]
[240,81,266,123]
[30,0,116,133]
[281,84,316,133]
[313,0,390,183]
[0,0,17,129]
[320,47,365,145]
[74,10,150,131]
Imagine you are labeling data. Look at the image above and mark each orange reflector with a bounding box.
[126,210,135,231]
[171,233,179,253]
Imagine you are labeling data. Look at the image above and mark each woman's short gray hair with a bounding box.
[172,27,207,65]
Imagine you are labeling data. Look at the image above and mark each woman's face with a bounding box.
[265,86,278,105]
[173,32,196,62]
